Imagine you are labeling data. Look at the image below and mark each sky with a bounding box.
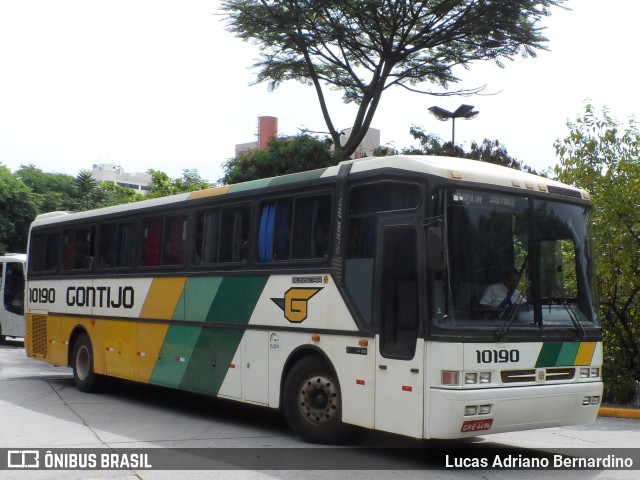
[0,0,637,184]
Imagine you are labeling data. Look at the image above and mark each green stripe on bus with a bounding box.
[268,168,327,187]
[184,277,224,322]
[556,342,580,366]
[150,276,269,394]
[179,328,244,394]
[227,168,328,194]
[205,276,269,324]
[535,342,563,368]
[228,178,273,193]
[182,276,269,394]
[150,325,203,388]
[535,342,582,367]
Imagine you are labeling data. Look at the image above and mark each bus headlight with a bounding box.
[580,367,601,378]
[464,406,478,416]
[479,372,491,384]
[478,405,492,415]
[464,372,478,384]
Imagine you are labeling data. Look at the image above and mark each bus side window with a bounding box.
[194,209,220,264]
[292,195,331,260]
[143,218,163,266]
[63,227,94,271]
[98,222,136,269]
[259,195,330,263]
[258,199,293,262]
[219,206,250,263]
[162,215,187,265]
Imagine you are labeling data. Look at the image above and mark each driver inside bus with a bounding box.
[479,268,526,319]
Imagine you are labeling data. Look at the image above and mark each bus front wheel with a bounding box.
[71,333,103,393]
[283,355,351,444]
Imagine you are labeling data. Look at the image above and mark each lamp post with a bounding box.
[428,104,479,147]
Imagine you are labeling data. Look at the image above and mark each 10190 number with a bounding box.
[476,349,519,364]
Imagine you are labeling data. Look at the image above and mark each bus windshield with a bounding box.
[431,188,599,335]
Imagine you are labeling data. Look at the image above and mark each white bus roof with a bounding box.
[0,253,26,262]
[30,155,587,228]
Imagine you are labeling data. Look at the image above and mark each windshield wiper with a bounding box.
[551,285,586,339]
[495,291,527,341]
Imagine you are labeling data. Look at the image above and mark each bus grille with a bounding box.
[501,367,576,383]
[31,314,48,356]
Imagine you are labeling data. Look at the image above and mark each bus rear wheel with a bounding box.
[72,332,103,393]
[283,355,351,444]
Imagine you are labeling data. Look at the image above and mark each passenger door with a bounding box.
[2,262,25,338]
[374,220,424,438]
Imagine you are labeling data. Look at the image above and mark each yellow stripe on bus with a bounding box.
[140,277,187,320]
[574,341,597,365]
[135,322,171,382]
[187,185,232,200]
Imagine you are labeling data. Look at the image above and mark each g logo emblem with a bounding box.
[272,288,322,323]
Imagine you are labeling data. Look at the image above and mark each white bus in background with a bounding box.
[0,253,26,343]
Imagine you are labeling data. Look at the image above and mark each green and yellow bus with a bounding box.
[25,155,602,443]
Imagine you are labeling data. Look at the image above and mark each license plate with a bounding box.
[461,419,493,433]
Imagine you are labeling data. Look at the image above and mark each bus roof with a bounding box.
[0,253,26,262]
[30,155,588,228]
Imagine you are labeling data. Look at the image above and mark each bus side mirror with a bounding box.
[424,218,445,271]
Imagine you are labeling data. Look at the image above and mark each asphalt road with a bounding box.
[1,338,639,480]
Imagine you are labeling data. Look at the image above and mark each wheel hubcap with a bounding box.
[76,346,90,381]
[299,375,339,425]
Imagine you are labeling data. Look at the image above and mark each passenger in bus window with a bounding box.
[479,268,526,318]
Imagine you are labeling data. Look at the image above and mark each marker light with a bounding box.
[442,371,459,386]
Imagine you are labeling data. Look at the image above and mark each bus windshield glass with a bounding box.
[431,188,599,334]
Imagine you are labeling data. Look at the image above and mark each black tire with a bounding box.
[282,355,351,444]
[71,332,103,393]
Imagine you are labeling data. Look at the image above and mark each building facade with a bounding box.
[91,164,152,194]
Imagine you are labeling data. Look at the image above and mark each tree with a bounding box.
[15,164,76,213]
[222,0,564,159]
[554,104,640,403]
[72,169,109,211]
[221,134,334,184]
[98,181,145,206]
[145,169,211,198]
[407,126,530,170]
[0,166,38,254]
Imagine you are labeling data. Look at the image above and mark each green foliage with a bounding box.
[98,181,145,206]
[554,104,640,403]
[220,134,335,184]
[145,169,211,198]
[0,164,208,252]
[407,126,532,171]
[15,164,76,212]
[73,170,106,211]
[222,0,564,159]
[0,165,38,254]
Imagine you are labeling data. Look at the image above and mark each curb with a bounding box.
[598,407,640,419]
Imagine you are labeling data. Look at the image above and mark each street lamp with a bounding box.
[428,104,479,147]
